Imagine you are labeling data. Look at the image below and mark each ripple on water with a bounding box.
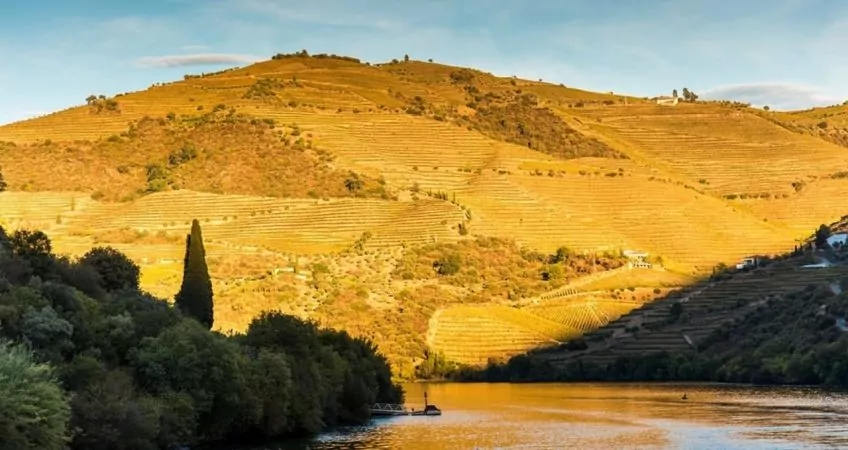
[240,383,848,450]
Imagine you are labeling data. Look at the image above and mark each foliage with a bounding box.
[85,95,120,114]
[680,87,699,102]
[0,165,6,192]
[79,246,140,292]
[344,171,364,193]
[8,229,53,278]
[244,78,282,100]
[0,226,403,448]
[0,114,387,201]
[394,237,627,301]
[0,340,71,450]
[415,349,457,379]
[175,220,214,329]
[815,224,831,247]
[460,101,626,159]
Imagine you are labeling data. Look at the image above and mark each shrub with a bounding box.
[0,341,70,450]
[79,246,141,292]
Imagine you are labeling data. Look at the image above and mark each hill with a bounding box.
[470,224,848,385]
[3,51,848,374]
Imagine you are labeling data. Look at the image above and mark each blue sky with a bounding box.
[1,0,847,125]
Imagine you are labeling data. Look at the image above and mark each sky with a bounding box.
[1,0,847,125]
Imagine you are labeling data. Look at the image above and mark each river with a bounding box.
[241,382,848,449]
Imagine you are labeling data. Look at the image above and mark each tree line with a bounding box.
[0,220,403,449]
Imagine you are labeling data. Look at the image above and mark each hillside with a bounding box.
[473,224,848,384]
[3,52,848,374]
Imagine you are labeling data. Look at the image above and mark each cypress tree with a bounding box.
[175,219,214,329]
[0,166,7,192]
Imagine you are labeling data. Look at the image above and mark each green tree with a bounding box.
[672,89,678,98]
[669,302,683,318]
[815,224,831,247]
[0,340,71,450]
[133,320,252,442]
[79,246,141,292]
[69,370,161,450]
[433,253,461,276]
[0,166,7,192]
[0,225,10,252]
[9,230,53,278]
[344,172,364,194]
[174,220,214,329]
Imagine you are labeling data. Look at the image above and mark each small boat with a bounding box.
[410,392,442,416]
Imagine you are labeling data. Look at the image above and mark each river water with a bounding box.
[248,382,848,449]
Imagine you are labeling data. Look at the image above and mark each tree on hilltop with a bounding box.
[672,89,678,99]
[681,88,699,102]
[175,219,214,329]
[0,166,7,192]
[815,224,831,248]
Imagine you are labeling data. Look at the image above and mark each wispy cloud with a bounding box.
[701,83,845,110]
[134,53,263,68]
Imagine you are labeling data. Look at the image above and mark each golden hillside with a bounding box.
[2,52,847,374]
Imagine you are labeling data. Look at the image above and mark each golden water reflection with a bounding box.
[257,383,848,449]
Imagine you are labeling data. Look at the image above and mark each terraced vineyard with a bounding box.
[429,305,580,365]
[540,257,848,369]
[59,190,465,254]
[527,300,644,332]
[4,52,848,374]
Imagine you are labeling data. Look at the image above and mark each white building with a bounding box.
[827,233,848,247]
[655,96,679,106]
[623,249,649,260]
[735,257,757,270]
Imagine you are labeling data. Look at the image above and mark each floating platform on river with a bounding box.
[370,393,442,417]
[370,403,410,416]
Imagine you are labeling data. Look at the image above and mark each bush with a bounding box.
[79,246,141,292]
[0,340,71,450]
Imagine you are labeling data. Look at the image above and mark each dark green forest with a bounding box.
[0,225,403,450]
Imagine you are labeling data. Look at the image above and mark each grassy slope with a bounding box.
[3,54,848,371]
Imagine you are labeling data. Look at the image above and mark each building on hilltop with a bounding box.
[827,233,847,248]
[735,257,758,270]
[654,96,679,106]
[623,249,652,268]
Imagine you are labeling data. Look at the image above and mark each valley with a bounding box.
[3,53,848,376]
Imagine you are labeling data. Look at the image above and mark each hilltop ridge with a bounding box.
[3,51,848,374]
